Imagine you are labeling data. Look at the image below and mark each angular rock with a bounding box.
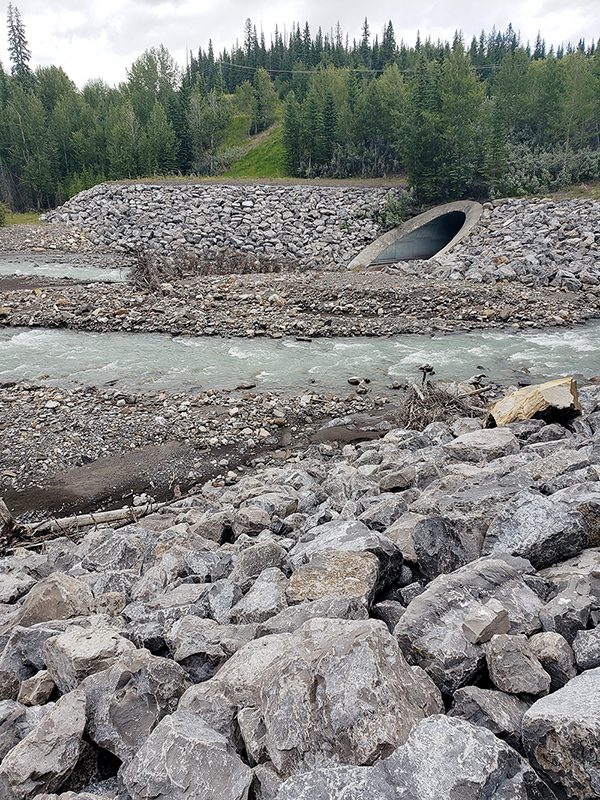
[43,626,137,693]
[0,669,19,701]
[81,648,189,763]
[208,579,243,625]
[486,634,551,696]
[448,686,530,751]
[0,572,36,604]
[485,377,581,428]
[395,554,543,693]
[412,515,481,580]
[382,512,423,563]
[572,626,600,670]
[203,617,442,779]
[0,625,64,681]
[232,506,271,538]
[357,494,409,532]
[120,711,252,800]
[80,531,146,574]
[275,714,555,800]
[165,616,256,682]
[256,597,368,637]
[539,588,590,643]
[17,669,55,706]
[286,550,379,607]
[372,600,405,633]
[0,689,86,800]
[14,573,95,627]
[229,568,288,625]
[482,490,589,569]
[462,599,510,644]
[442,427,520,463]
[228,540,287,592]
[528,632,576,690]
[288,519,403,586]
[522,667,600,799]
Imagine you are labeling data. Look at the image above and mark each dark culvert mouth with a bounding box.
[371,211,466,264]
[348,200,483,271]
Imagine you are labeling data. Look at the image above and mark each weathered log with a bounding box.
[484,377,581,428]
[23,502,162,537]
[0,498,15,537]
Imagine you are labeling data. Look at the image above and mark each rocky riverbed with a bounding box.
[0,381,599,799]
[1,191,600,798]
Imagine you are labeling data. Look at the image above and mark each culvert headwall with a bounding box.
[348,200,482,270]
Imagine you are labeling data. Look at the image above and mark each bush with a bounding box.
[497,143,600,197]
[0,202,9,226]
[360,189,419,231]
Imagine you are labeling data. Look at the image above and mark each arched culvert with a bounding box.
[348,200,482,271]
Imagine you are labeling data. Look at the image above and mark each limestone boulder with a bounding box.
[448,686,530,751]
[256,597,368,637]
[287,519,403,587]
[0,689,86,800]
[43,626,136,694]
[81,648,189,763]
[120,712,252,800]
[528,632,576,690]
[482,490,589,569]
[228,568,288,625]
[275,714,556,800]
[522,667,600,799]
[484,377,581,428]
[442,427,520,463]
[286,550,379,607]
[13,574,94,628]
[196,617,442,779]
[485,634,551,696]
[395,555,543,693]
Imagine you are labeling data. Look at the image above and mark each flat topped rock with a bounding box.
[485,377,581,428]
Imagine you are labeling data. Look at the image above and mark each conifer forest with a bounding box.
[1,7,600,210]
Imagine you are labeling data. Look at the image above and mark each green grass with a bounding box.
[223,115,252,149]
[224,124,285,178]
[5,211,43,225]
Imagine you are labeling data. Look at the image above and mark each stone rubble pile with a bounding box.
[420,196,600,290]
[44,184,385,271]
[0,381,599,798]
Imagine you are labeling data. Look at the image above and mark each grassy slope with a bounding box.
[224,124,286,178]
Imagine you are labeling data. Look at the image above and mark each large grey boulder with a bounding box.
[43,626,136,693]
[81,530,146,573]
[0,699,54,760]
[120,712,252,800]
[286,550,379,607]
[287,519,403,586]
[228,540,288,592]
[572,626,600,669]
[275,714,557,799]
[482,490,589,569]
[13,573,95,627]
[193,617,442,779]
[256,597,368,636]
[442,427,520,463]
[522,666,600,799]
[229,568,288,625]
[81,648,189,763]
[550,482,600,544]
[528,632,576,690]
[395,555,543,693]
[448,686,530,751]
[0,625,65,680]
[412,515,482,579]
[485,634,551,696]
[165,616,256,682]
[0,689,86,800]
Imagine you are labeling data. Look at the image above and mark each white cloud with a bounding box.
[0,0,598,88]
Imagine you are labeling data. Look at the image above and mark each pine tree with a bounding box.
[7,4,33,89]
[282,90,301,175]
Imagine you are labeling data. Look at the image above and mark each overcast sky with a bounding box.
[2,0,599,89]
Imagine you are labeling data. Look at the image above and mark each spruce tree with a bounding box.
[7,4,33,89]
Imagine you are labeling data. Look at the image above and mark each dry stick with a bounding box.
[457,386,493,399]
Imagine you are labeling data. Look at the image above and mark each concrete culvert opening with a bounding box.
[372,211,466,264]
[348,200,482,271]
